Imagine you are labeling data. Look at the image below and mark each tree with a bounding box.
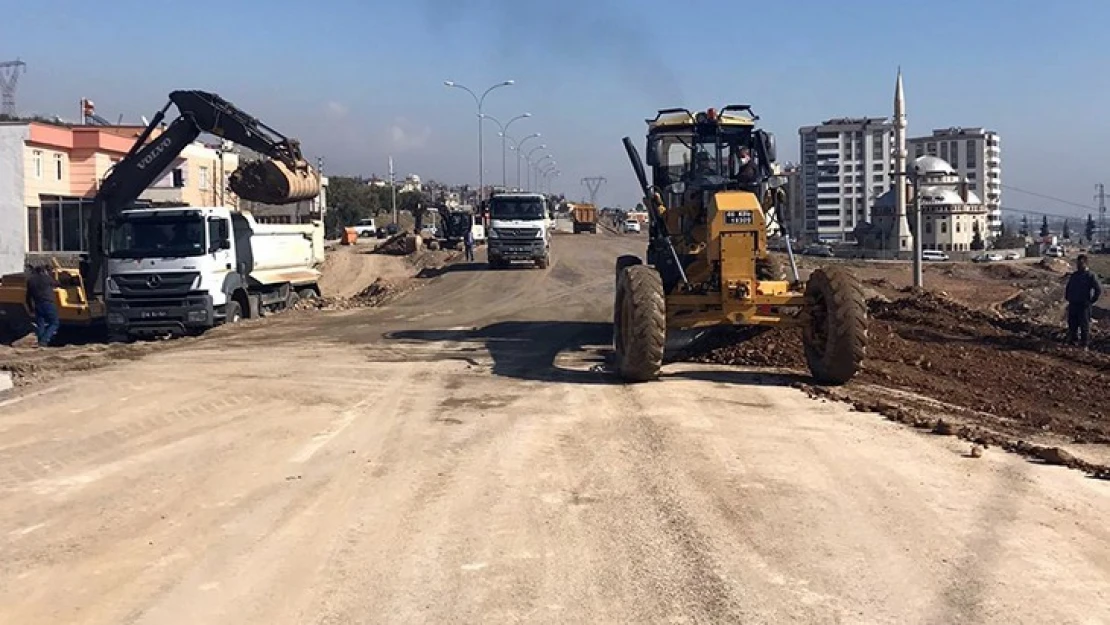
[1039,215,1050,238]
[998,221,1008,239]
[1087,214,1097,241]
[323,176,383,236]
[1019,215,1030,237]
[971,221,985,250]
[1063,220,1072,240]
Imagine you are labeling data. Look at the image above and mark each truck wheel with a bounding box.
[537,254,550,269]
[615,264,665,382]
[224,300,243,325]
[297,288,317,301]
[286,290,301,310]
[802,267,868,385]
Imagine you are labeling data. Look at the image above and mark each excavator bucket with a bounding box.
[230,159,320,205]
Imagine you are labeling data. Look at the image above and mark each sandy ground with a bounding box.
[1,222,1109,624]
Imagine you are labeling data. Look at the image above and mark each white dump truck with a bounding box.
[104,206,324,339]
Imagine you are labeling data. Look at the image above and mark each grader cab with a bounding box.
[613,106,868,383]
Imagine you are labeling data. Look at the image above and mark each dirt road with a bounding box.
[2,226,1109,624]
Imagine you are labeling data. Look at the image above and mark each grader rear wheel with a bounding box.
[801,267,868,385]
[614,264,665,382]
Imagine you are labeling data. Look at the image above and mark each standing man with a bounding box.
[464,225,475,263]
[25,265,60,347]
[1065,253,1102,348]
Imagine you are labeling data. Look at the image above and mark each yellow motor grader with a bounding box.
[614,106,868,383]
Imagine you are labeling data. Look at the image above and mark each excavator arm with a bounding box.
[86,89,320,296]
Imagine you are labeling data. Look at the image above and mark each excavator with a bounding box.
[0,90,318,344]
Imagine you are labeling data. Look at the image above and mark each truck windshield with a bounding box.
[109,215,206,259]
[490,198,545,220]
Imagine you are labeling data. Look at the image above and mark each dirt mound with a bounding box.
[1037,257,1071,273]
[297,277,414,312]
[687,290,1110,471]
[980,263,1030,280]
[318,245,413,299]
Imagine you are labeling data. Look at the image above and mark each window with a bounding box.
[27,207,40,251]
[925,220,933,234]
[207,217,229,250]
[941,221,948,234]
[54,153,63,180]
[172,168,185,188]
[32,150,43,179]
[940,143,948,161]
[956,221,961,233]
[198,166,210,191]
[872,163,884,171]
[873,174,884,182]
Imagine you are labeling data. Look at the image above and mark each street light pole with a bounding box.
[512,134,542,189]
[525,145,547,191]
[444,79,514,204]
[482,113,531,188]
[535,156,554,193]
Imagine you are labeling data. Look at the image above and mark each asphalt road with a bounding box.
[2,226,1109,624]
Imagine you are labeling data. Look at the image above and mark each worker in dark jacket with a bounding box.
[25,265,60,347]
[1064,254,1102,348]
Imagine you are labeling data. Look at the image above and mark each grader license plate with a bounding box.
[724,210,754,225]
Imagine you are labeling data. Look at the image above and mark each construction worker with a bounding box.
[464,227,475,262]
[1064,253,1102,348]
[25,265,60,347]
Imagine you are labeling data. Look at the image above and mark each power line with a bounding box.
[998,205,1094,220]
[1001,184,1097,211]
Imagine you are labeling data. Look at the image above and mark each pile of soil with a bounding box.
[688,290,1110,472]
[296,278,414,311]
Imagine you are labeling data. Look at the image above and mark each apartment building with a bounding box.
[799,117,894,242]
[0,121,239,274]
[908,127,1001,237]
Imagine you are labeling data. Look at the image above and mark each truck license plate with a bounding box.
[140,310,167,319]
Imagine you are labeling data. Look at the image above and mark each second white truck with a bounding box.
[104,207,323,339]
[486,192,551,269]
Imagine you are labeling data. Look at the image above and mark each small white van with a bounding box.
[921,250,950,262]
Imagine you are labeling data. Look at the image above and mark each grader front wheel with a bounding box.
[802,267,868,385]
[614,264,666,382]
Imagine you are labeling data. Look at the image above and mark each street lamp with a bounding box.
[539,164,557,194]
[482,112,531,187]
[444,79,514,203]
[509,134,542,189]
[528,150,552,191]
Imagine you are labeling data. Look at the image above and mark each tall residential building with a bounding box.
[908,127,1001,236]
[799,117,894,242]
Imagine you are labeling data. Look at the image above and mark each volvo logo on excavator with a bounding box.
[137,136,173,170]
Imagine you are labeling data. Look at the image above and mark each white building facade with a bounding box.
[799,117,895,242]
[908,127,1001,237]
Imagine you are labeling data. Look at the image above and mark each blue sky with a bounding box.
[4,0,1109,216]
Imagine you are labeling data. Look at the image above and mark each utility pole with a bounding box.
[1096,183,1108,247]
[389,156,397,225]
[0,58,27,117]
[582,177,606,205]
